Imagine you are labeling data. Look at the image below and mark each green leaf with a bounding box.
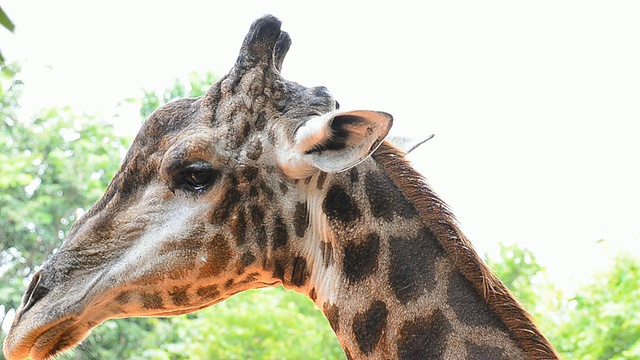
[0,5,15,32]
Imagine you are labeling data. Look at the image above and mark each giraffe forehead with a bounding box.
[123,65,338,177]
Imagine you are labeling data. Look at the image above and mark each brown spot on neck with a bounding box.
[342,233,380,284]
[352,300,388,355]
[322,184,360,225]
[397,309,450,359]
[388,227,442,303]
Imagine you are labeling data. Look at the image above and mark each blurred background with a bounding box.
[1,1,639,359]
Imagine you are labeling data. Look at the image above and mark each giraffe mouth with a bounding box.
[4,301,212,360]
[32,318,91,360]
[3,313,93,360]
[3,283,109,360]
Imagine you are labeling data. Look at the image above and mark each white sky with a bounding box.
[2,0,639,290]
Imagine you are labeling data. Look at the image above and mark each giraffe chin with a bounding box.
[3,315,94,360]
[31,319,92,360]
[3,295,112,360]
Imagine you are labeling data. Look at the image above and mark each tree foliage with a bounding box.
[0,63,130,359]
[138,71,217,120]
[552,255,640,359]
[486,243,640,360]
[135,288,343,360]
[0,63,128,319]
[485,243,544,310]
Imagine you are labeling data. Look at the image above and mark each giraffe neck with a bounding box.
[290,143,558,359]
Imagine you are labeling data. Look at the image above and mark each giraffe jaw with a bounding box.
[3,303,100,360]
[3,282,251,360]
[4,298,188,360]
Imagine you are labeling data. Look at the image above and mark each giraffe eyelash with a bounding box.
[172,162,219,193]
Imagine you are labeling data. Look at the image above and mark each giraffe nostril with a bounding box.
[19,270,50,317]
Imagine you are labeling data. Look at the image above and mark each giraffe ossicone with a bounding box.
[3,15,558,360]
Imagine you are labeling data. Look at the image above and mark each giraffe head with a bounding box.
[3,15,392,360]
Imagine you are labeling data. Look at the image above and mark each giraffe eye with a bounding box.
[175,163,219,192]
[186,171,214,188]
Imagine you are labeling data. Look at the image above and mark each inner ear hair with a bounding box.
[305,115,362,154]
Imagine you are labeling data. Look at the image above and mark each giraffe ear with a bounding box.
[280,110,393,178]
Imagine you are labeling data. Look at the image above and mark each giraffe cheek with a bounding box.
[196,235,233,279]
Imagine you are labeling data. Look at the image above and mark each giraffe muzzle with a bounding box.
[3,258,110,360]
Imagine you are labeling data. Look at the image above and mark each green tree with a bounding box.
[163,287,344,360]
[0,63,127,320]
[0,63,134,359]
[485,243,545,310]
[137,71,217,119]
[553,254,640,360]
[486,242,640,360]
[484,243,563,351]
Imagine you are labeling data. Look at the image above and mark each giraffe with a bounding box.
[3,15,558,360]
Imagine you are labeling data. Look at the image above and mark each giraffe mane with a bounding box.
[372,142,559,359]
